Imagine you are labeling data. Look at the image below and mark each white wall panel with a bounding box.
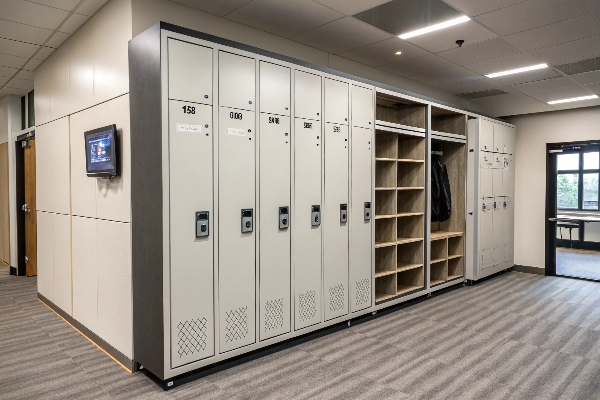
[49,43,71,122]
[72,216,97,333]
[97,219,132,358]
[52,213,72,316]
[69,107,96,218]
[68,31,95,113]
[36,211,54,301]
[34,63,51,125]
[36,117,71,215]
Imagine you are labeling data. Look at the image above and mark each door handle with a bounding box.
[22,204,30,212]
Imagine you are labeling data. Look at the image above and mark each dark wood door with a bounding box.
[24,139,36,277]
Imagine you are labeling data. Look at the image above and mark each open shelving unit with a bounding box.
[374,94,426,303]
[429,106,467,287]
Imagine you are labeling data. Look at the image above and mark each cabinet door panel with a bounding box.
[219,51,255,111]
[295,71,321,121]
[168,39,213,105]
[260,61,290,116]
[351,86,373,129]
[480,119,494,152]
[324,78,349,125]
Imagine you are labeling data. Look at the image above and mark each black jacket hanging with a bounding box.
[431,154,451,222]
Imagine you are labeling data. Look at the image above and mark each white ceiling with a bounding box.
[3,0,600,116]
[0,0,109,98]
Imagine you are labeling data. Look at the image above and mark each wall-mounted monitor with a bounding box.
[85,124,118,178]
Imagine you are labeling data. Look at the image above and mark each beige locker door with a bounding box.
[480,200,493,269]
[218,107,256,352]
[480,152,494,169]
[493,168,504,197]
[260,61,290,117]
[350,126,372,312]
[503,125,516,154]
[480,119,494,152]
[492,199,504,266]
[168,101,215,367]
[295,71,321,121]
[219,51,255,112]
[493,123,504,153]
[351,86,373,129]
[502,197,513,263]
[259,114,291,340]
[294,118,322,329]
[503,168,515,198]
[324,78,349,125]
[324,123,349,321]
[168,39,213,105]
[480,168,493,199]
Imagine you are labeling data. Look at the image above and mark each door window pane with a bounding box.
[557,173,579,209]
[557,153,579,170]
[583,173,599,210]
[584,152,599,170]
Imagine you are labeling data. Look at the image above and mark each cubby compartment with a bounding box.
[376,95,426,130]
[398,134,425,161]
[448,235,464,259]
[397,188,424,216]
[375,132,397,160]
[375,217,396,248]
[397,214,424,243]
[397,240,423,271]
[375,245,397,277]
[376,189,396,218]
[397,266,424,296]
[430,260,448,287]
[398,162,425,188]
[431,106,467,136]
[376,273,397,303]
[448,257,463,281]
[430,238,447,264]
[376,160,396,189]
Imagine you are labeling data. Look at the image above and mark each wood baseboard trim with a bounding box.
[513,265,545,275]
[37,293,136,373]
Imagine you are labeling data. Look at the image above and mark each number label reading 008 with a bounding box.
[230,112,243,120]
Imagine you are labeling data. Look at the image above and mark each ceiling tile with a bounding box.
[530,35,600,65]
[0,87,26,97]
[22,58,43,71]
[570,70,600,85]
[378,54,456,77]
[5,77,34,90]
[26,0,80,11]
[404,20,497,53]
[438,77,503,94]
[491,68,562,86]
[0,0,69,30]
[583,81,600,94]
[465,52,543,74]
[504,15,600,51]
[337,37,428,67]
[528,87,596,103]
[442,0,525,17]
[76,0,109,16]
[0,53,29,69]
[0,20,53,45]
[170,0,254,17]
[15,69,34,80]
[437,38,521,65]
[0,76,10,86]
[475,0,588,36]
[584,0,600,14]
[291,16,392,54]
[409,66,482,87]
[34,47,55,60]
[0,38,40,58]
[548,97,600,111]
[512,76,584,95]
[45,31,70,48]
[314,0,392,15]
[226,0,343,38]
[0,65,18,77]
[59,13,90,34]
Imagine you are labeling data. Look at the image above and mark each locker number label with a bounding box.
[230,112,243,120]
[182,105,195,114]
[176,123,201,133]
[269,117,280,124]
[333,126,341,133]
[304,122,313,129]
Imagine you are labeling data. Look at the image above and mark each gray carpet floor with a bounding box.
[557,248,600,281]
[3,266,600,399]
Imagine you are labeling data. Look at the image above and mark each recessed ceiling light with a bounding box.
[548,95,599,105]
[395,51,403,55]
[485,64,548,78]
[398,16,470,40]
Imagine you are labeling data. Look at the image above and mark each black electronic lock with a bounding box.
[241,209,253,233]
[311,205,321,227]
[340,204,348,223]
[279,207,289,229]
[196,212,209,238]
[364,202,372,220]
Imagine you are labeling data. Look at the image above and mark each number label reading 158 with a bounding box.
[230,112,243,120]
[304,122,312,129]
[182,105,195,114]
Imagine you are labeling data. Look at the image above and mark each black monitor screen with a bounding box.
[85,125,118,177]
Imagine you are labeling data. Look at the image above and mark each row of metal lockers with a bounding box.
[166,38,374,368]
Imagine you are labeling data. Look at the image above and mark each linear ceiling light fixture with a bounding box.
[398,16,470,39]
[548,95,599,105]
[485,64,548,78]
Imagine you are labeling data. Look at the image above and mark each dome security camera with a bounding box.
[456,40,465,47]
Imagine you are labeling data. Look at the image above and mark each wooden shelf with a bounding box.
[430,258,446,264]
[376,187,396,191]
[375,269,397,278]
[430,279,445,287]
[448,274,463,281]
[376,158,396,162]
[398,159,424,163]
[397,237,423,245]
[375,292,397,302]
[375,214,396,220]
[375,241,396,249]
[448,254,462,260]
[397,285,423,296]
[397,187,425,191]
[397,263,423,273]
[430,231,463,240]
[397,212,424,218]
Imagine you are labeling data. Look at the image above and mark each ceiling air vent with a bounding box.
[459,89,508,99]
[555,57,600,75]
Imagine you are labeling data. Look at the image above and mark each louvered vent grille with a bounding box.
[459,89,508,99]
[555,57,600,75]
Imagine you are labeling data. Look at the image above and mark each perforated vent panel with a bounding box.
[177,318,207,357]
[459,89,508,99]
[329,284,345,312]
[225,307,249,343]
[265,298,284,331]
[298,290,316,322]
[555,57,600,75]
[355,279,370,306]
